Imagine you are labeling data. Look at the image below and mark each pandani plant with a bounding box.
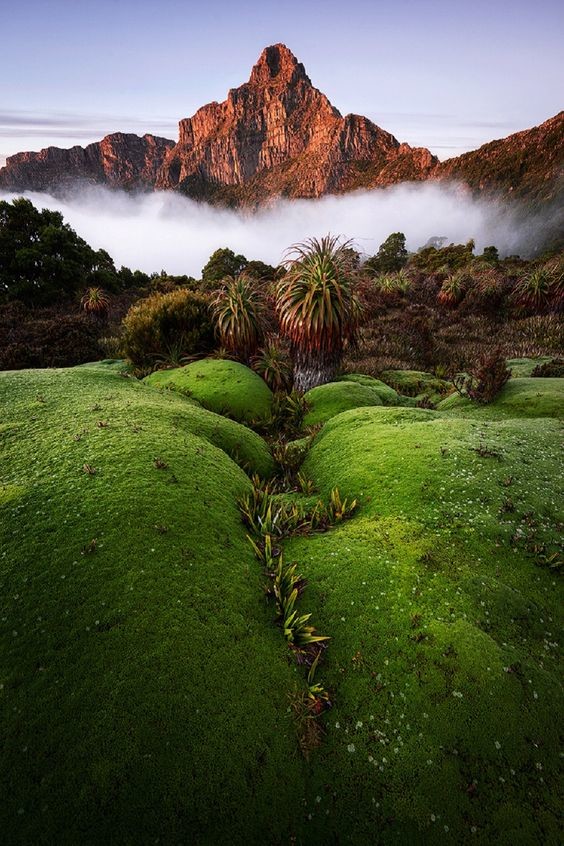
[251,339,293,392]
[276,235,363,392]
[80,286,110,318]
[211,273,268,361]
[512,265,563,313]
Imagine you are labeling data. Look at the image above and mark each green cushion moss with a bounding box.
[379,369,451,397]
[303,381,383,426]
[437,377,564,419]
[0,363,298,844]
[283,405,563,843]
[506,357,554,377]
[339,373,402,405]
[144,359,273,423]
[2,364,561,844]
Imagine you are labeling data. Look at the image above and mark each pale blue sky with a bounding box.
[1,0,562,166]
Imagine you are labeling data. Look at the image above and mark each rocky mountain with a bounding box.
[0,44,562,213]
[0,133,174,193]
[154,44,437,202]
[435,110,564,208]
[0,45,437,201]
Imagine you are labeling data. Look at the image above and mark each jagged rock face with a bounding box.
[434,111,564,207]
[155,44,438,199]
[0,44,561,211]
[0,133,174,193]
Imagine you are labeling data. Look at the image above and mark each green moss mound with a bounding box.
[379,369,451,398]
[339,373,402,405]
[303,381,383,425]
[286,405,563,844]
[506,356,554,377]
[2,365,562,844]
[144,359,273,424]
[0,364,302,845]
[437,377,564,419]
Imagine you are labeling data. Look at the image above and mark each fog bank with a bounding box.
[0,183,541,275]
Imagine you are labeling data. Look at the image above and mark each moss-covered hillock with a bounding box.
[2,363,562,845]
[339,373,402,405]
[303,381,384,425]
[0,363,298,845]
[506,356,555,377]
[379,369,451,399]
[283,404,563,843]
[144,358,273,423]
[438,377,563,419]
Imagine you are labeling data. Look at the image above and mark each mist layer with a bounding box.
[0,182,536,275]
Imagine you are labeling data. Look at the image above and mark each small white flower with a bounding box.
[347,743,356,753]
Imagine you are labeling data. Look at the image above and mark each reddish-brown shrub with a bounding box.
[454,347,510,404]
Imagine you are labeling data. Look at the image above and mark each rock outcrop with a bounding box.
[155,44,437,201]
[0,44,561,212]
[433,111,564,208]
[0,133,174,193]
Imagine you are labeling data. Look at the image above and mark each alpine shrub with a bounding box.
[121,288,214,369]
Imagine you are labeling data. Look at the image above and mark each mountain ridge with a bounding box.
[0,44,562,212]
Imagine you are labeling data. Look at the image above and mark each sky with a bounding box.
[1,0,562,168]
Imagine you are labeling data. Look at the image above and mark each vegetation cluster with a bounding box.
[1,201,562,387]
[0,208,562,845]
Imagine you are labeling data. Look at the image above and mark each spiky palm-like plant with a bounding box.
[80,286,110,318]
[276,236,362,393]
[375,270,411,294]
[512,267,563,312]
[211,274,267,361]
[437,270,469,307]
[251,340,292,392]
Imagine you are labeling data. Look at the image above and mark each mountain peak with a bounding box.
[248,43,310,87]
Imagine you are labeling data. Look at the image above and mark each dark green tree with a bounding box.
[481,246,499,265]
[365,232,408,274]
[243,259,280,281]
[0,198,118,304]
[201,247,248,287]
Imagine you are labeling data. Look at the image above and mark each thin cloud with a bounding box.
[0,182,544,277]
[0,109,177,144]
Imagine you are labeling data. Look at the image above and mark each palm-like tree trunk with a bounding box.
[293,348,339,393]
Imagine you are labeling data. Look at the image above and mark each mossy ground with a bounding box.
[0,363,300,845]
[437,377,563,420]
[506,357,553,377]
[304,381,384,426]
[1,363,562,845]
[379,369,451,399]
[339,373,402,405]
[286,402,563,844]
[144,358,273,424]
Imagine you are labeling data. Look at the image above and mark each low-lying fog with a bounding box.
[0,182,541,275]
